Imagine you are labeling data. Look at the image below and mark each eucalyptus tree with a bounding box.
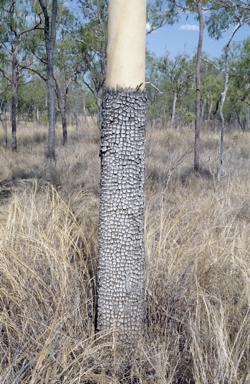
[200,57,223,127]
[0,0,41,151]
[0,68,10,146]
[77,0,108,125]
[148,0,208,170]
[53,27,84,145]
[97,0,147,345]
[220,39,250,129]
[38,0,58,159]
[27,2,84,146]
[194,0,204,171]
[207,0,250,178]
[17,76,47,123]
[146,52,168,125]
[230,38,250,107]
[159,52,194,127]
[147,0,178,35]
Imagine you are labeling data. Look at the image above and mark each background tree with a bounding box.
[200,57,222,128]
[77,0,108,125]
[159,51,194,128]
[0,0,41,151]
[53,25,84,145]
[207,0,250,178]
[97,0,146,345]
[150,0,208,170]
[38,0,57,160]
[27,2,84,145]
[194,0,204,171]
[17,76,47,123]
[146,52,168,127]
[230,38,250,107]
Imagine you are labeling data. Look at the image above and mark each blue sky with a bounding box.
[146,15,250,59]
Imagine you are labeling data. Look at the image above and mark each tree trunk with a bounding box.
[39,0,57,159]
[11,45,18,151]
[61,110,67,145]
[97,0,146,346]
[54,76,67,145]
[218,22,241,180]
[171,91,177,128]
[0,104,7,148]
[194,0,203,172]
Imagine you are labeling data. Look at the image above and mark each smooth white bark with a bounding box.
[106,0,146,89]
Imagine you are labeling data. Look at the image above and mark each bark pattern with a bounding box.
[97,87,146,344]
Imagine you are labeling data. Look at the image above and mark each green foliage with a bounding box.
[159,52,195,98]
[146,50,196,125]
[17,77,47,120]
[206,0,250,40]
[147,0,178,31]
[230,38,250,105]
[85,90,98,115]
[77,0,108,102]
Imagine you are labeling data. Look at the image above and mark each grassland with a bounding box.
[0,120,250,383]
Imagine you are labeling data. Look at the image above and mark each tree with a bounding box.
[17,76,47,123]
[159,52,194,128]
[207,0,250,178]
[38,0,57,160]
[200,57,222,127]
[229,38,250,129]
[53,32,83,145]
[0,0,41,151]
[230,38,250,106]
[77,0,108,125]
[194,0,204,171]
[97,0,146,345]
[27,2,83,145]
[153,0,207,170]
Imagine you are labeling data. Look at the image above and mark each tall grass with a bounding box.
[0,122,250,382]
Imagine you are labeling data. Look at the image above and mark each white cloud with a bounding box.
[146,22,152,32]
[180,24,199,32]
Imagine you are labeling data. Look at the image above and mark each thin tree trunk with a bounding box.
[171,91,177,128]
[11,45,18,151]
[39,0,58,159]
[201,97,206,121]
[194,0,203,172]
[54,76,67,145]
[218,21,241,180]
[0,105,7,148]
[82,96,89,129]
[61,110,67,145]
[47,44,56,157]
[208,99,213,122]
[97,0,146,346]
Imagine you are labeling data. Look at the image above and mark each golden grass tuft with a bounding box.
[0,122,250,382]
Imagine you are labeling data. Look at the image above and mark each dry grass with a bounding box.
[0,121,250,383]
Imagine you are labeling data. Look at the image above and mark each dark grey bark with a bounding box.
[0,103,7,147]
[39,0,57,159]
[54,76,68,145]
[97,87,146,344]
[194,0,204,172]
[11,46,18,151]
